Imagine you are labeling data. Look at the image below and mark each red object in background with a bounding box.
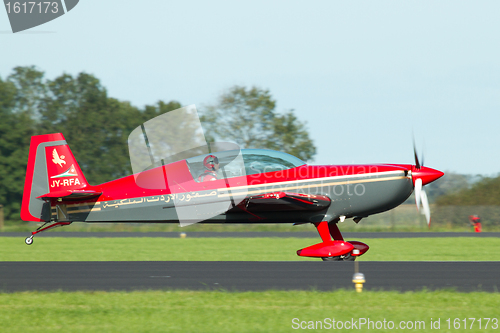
[469,215,482,233]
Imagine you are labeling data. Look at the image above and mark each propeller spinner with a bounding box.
[411,145,444,228]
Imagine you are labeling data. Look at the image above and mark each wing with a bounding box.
[37,189,102,200]
[238,192,331,212]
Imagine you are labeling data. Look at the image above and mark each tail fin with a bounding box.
[21,133,90,222]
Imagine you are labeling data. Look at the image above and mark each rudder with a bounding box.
[21,133,90,222]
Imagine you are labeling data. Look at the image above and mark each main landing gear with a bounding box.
[296,220,369,261]
[24,221,72,245]
[322,253,356,261]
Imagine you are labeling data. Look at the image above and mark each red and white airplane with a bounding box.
[21,133,443,261]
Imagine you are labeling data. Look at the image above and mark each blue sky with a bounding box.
[1,1,499,175]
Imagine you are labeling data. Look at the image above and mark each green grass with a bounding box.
[0,290,499,332]
[2,237,499,332]
[2,237,500,261]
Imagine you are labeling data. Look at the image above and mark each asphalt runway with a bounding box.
[3,231,500,238]
[1,261,498,293]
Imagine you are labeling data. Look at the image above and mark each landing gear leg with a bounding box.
[321,221,357,261]
[25,221,72,245]
[320,221,355,261]
[297,220,367,260]
[314,221,340,261]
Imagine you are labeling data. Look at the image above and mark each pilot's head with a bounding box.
[203,155,219,171]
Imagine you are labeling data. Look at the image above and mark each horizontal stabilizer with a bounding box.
[37,189,101,200]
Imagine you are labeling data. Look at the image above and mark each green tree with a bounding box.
[432,174,500,228]
[40,72,146,184]
[0,66,186,223]
[435,175,500,206]
[201,86,316,161]
[0,75,37,221]
[7,66,47,119]
[142,100,182,122]
[138,101,207,165]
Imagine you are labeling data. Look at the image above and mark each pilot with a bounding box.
[199,155,219,182]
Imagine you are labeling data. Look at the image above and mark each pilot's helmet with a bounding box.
[203,155,219,170]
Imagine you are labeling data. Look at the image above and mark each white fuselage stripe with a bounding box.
[217,171,408,197]
[218,170,405,191]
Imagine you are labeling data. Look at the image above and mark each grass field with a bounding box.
[2,237,500,261]
[2,237,499,332]
[1,290,499,332]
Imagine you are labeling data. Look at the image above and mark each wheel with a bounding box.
[25,237,33,245]
[342,254,356,261]
[321,256,342,261]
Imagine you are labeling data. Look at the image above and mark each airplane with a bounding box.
[21,132,444,261]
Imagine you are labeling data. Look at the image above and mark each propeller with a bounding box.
[413,141,421,169]
[414,177,431,227]
[413,142,432,228]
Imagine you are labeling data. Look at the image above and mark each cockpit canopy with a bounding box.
[186,149,306,181]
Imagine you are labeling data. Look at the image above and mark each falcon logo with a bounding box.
[52,149,66,167]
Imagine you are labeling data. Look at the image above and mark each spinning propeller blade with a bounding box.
[413,141,421,169]
[414,177,431,227]
[420,189,431,228]
[414,178,422,210]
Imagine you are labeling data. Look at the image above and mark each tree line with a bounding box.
[4,66,496,228]
[0,66,316,223]
[432,174,500,228]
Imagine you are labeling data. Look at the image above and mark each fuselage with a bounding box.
[21,133,443,254]
[22,133,445,253]
[53,161,419,225]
